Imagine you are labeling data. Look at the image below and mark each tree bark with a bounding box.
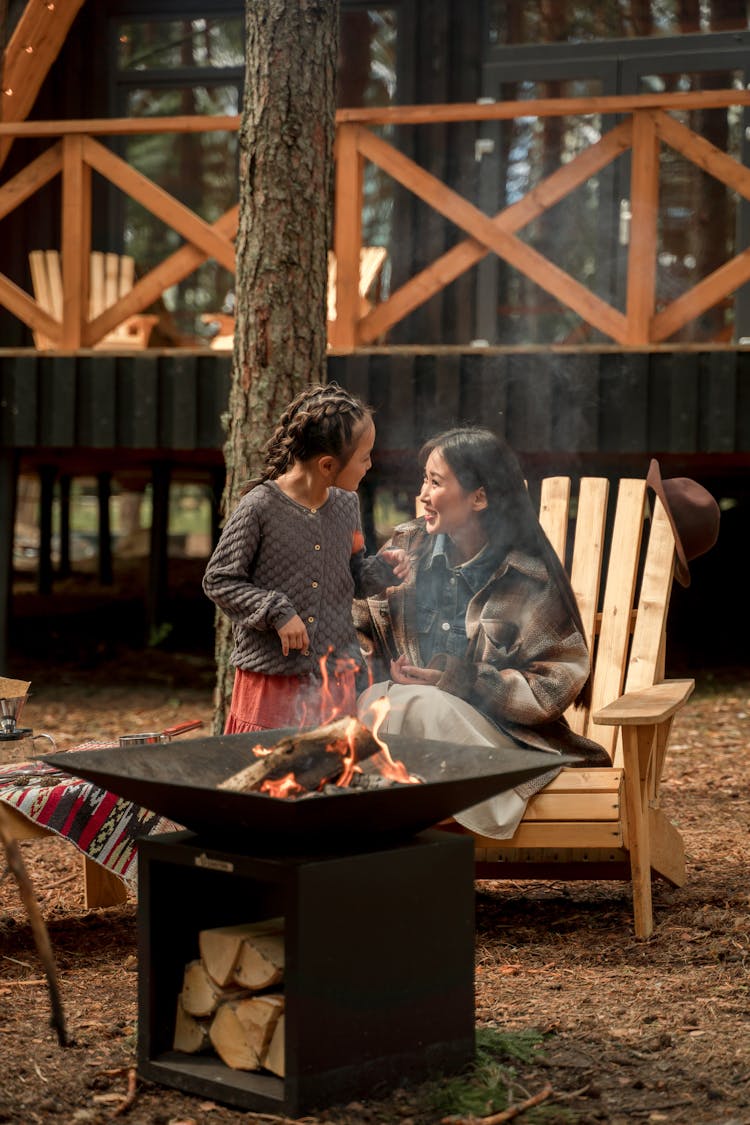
[213,0,339,732]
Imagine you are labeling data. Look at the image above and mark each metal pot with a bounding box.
[118,719,204,747]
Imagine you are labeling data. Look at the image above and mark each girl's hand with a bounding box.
[380,548,410,581]
[390,655,441,686]
[277,615,310,656]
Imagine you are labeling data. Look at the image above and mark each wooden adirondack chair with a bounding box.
[326,245,388,323]
[29,250,158,349]
[446,474,695,940]
[201,246,388,349]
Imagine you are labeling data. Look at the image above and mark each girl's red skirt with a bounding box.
[224,667,357,734]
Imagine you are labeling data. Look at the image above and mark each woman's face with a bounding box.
[418,448,487,537]
[333,417,375,491]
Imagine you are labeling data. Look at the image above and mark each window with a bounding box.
[112,8,397,341]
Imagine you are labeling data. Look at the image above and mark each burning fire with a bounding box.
[247,651,419,796]
[367,697,420,785]
[260,772,305,798]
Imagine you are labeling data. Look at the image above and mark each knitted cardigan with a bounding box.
[203,482,396,677]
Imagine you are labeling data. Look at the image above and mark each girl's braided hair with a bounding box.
[260,382,373,482]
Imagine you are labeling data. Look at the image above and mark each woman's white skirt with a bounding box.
[357,681,560,840]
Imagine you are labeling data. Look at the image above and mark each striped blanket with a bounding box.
[0,741,179,888]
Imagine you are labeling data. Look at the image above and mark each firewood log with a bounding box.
[181,959,249,1017]
[233,922,284,990]
[173,995,211,1054]
[209,994,285,1071]
[262,1013,285,1078]
[218,717,381,794]
[199,918,284,988]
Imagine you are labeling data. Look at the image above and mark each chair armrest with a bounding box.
[592,678,695,727]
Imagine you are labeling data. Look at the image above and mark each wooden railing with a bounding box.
[1,89,750,350]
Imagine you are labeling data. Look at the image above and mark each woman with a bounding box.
[354,426,609,839]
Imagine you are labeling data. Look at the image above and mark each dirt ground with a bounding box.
[1,633,749,1125]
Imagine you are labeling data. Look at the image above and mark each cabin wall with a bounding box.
[4,347,749,484]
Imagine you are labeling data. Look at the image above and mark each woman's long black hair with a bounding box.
[419,427,591,706]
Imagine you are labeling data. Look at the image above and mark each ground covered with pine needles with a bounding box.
[1,635,748,1125]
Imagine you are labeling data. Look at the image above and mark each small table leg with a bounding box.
[82,856,128,908]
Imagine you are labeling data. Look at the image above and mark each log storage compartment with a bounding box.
[137,829,476,1116]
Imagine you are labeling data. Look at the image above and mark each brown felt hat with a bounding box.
[646,460,720,587]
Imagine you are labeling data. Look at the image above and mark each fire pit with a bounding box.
[45,732,569,1114]
[43,730,567,850]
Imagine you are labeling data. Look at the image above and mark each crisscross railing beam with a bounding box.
[1,90,750,349]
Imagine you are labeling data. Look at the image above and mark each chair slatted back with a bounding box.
[537,477,675,763]
[89,252,136,320]
[587,479,648,762]
[327,246,388,322]
[28,250,63,347]
[538,476,571,562]
[565,478,610,736]
[621,497,676,784]
[30,250,154,349]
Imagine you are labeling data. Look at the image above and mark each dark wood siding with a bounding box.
[2,348,750,485]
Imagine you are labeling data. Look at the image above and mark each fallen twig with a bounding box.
[0,806,68,1046]
[441,1082,554,1125]
[1,978,52,986]
[111,1066,137,1117]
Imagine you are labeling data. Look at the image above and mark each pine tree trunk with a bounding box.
[213,0,339,732]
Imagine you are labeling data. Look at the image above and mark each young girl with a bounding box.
[203,382,408,733]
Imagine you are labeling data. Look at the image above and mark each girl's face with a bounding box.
[333,417,375,491]
[418,448,487,537]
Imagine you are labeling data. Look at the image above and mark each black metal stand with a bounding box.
[137,829,475,1116]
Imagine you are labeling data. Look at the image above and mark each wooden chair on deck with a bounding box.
[444,474,703,939]
[326,245,387,323]
[29,250,158,350]
[201,247,388,350]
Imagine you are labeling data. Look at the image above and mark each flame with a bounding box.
[251,653,420,799]
[260,772,305,798]
[331,716,363,788]
[318,647,359,722]
[251,742,273,757]
[367,697,420,785]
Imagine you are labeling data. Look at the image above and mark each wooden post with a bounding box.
[147,461,171,642]
[0,450,18,674]
[329,124,364,351]
[625,110,659,345]
[97,471,112,586]
[60,134,91,349]
[57,474,72,579]
[210,467,224,549]
[37,466,56,597]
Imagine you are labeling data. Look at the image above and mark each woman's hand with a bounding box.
[277,614,310,656]
[380,548,410,582]
[390,654,441,686]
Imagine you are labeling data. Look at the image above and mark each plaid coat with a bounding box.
[353,518,609,764]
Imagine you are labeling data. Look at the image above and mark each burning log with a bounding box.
[209,994,285,1071]
[218,717,382,796]
[199,918,285,989]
